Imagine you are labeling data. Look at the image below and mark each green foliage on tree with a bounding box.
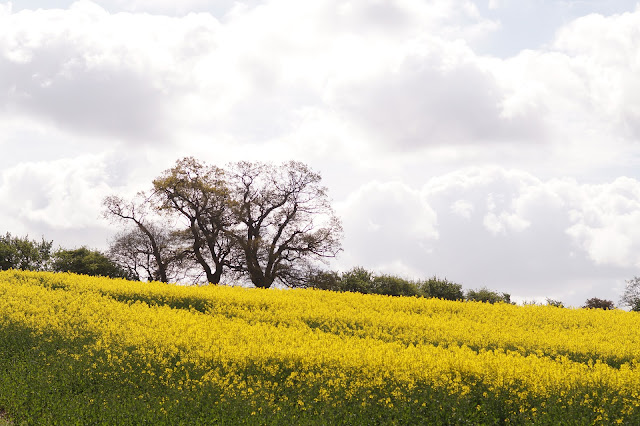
[582,297,615,310]
[52,247,135,280]
[304,269,342,291]
[372,274,420,297]
[339,267,375,293]
[0,233,53,271]
[418,276,464,301]
[465,287,512,304]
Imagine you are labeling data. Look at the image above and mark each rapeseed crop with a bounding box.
[1,270,639,424]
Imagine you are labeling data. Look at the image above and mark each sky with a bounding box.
[1,0,640,307]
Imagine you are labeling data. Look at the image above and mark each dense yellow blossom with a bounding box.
[1,269,640,424]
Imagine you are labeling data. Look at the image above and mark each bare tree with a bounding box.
[620,277,640,312]
[107,224,190,283]
[103,193,182,283]
[152,157,237,285]
[226,161,343,288]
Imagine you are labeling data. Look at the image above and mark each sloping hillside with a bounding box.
[1,270,639,424]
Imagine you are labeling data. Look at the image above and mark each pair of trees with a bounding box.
[104,158,342,288]
[0,232,131,278]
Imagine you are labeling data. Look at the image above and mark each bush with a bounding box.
[371,275,420,297]
[306,268,462,301]
[418,276,464,301]
[339,267,375,294]
[304,270,342,291]
[466,287,512,304]
[582,297,615,310]
[52,247,135,280]
[546,298,564,308]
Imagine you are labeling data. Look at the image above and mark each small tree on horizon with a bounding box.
[582,297,615,310]
[419,276,464,301]
[465,287,512,304]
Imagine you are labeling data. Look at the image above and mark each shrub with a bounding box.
[466,287,512,304]
[52,247,135,280]
[304,269,342,291]
[546,298,564,308]
[371,274,420,297]
[339,267,375,294]
[418,276,464,301]
[0,233,52,271]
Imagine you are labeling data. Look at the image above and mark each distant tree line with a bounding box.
[305,266,516,303]
[4,155,640,310]
[1,231,636,310]
[0,232,132,279]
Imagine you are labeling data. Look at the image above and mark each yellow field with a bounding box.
[1,270,639,424]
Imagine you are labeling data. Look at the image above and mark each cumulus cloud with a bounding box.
[336,181,438,276]
[329,42,545,149]
[338,167,640,306]
[565,177,640,268]
[2,0,640,309]
[0,156,113,229]
[4,0,637,162]
[0,0,502,152]
[0,2,224,143]
[552,8,640,140]
[491,6,640,165]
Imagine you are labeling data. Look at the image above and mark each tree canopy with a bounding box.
[52,247,134,279]
[582,297,615,310]
[465,287,512,304]
[0,233,52,271]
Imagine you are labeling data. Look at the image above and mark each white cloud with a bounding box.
[450,199,474,219]
[488,6,640,166]
[565,177,640,268]
[4,0,637,167]
[0,3,224,143]
[336,180,438,275]
[328,40,546,149]
[0,156,112,229]
[335,167,640,306]
[3,0,640,308]
[552,8,640,139]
